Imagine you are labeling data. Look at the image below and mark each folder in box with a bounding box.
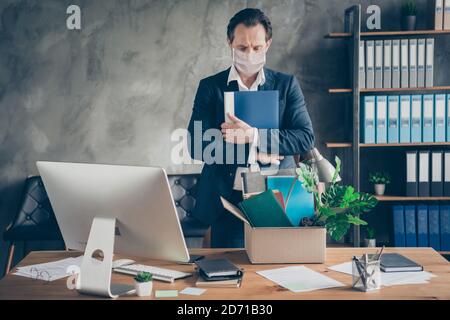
[400,39,409,88]
[426,39,434,87]
[383,40,392,88]
[362,96,375,143]
[400,95,411,143]
[411,95,422,143]
[440,205,450,251]
[417,205,429,247]
[392,205,406,247]
[388,96,399,143]
[423,94,435,142]
[404,205,417,247]
[444,152,450,196]
[447,94,450,141]
[366,41,375,89]
[445,0,450,29]
[417,39,426,88]
[375,40,383,89]
[435,94,446,142]
[429,205,441,251]
[409,39,417,88]
[359,41,366,89]
[406,151,418,197]
[419,151,431,197]
[431,151,444,197]
[376,96,387,144]
[392,40,401,89]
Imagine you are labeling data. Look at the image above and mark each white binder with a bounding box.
[359,41,366,89]
[445,0,450,29]
[417,39,426,88]
[409,39,417,88]
[375,40,383,89]
[392,40,401,89]
[426,39,434,87]
[401,39,409,88]
[383,40,392,89]
[434,0,444,30]
[366,41,375,89]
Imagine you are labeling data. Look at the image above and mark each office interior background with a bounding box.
[1,0,450,276]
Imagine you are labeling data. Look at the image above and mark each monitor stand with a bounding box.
[77,217,135,298]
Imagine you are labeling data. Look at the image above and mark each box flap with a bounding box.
[220,197,251,226]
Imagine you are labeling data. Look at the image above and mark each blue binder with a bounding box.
[404,205,417,247]
[392,205,406,247]
[376,96,387,143]
[435,94,446,142]
[411,95,422,143]
[417,205,428,247]
[266,176,314,227]
[362,96,376,143]
[422,94,434,143]
[388,96,399,143]
[447,94,450,142]
[440,205,450,251]
[400,95,411,143]
[428,205,441,251]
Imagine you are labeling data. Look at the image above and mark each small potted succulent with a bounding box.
[401,1,418,31]
[364,227,377,248]
[369,172,391,196]
[134,272,153,297]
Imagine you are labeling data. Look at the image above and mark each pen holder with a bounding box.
[352,256,381,292]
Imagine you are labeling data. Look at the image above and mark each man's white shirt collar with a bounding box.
[227,65,266,91]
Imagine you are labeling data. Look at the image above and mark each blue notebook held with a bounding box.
[392,205,406,247]
[224,91,279,129]
[266,176,314,227]
[417,205,428,247]
[428,205,441,251]
[440,205,450,251]
[404,205,417,247]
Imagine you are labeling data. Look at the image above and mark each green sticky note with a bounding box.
[284,282,307,292]
[155,290,178,298]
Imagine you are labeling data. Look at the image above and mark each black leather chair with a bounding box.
[3,174,208,275]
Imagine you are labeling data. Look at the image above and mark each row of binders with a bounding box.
[432,0,450,30]
[359,39,434,89]
[393,204,450,251]
[406,150,450,197]
[362,94,450,144]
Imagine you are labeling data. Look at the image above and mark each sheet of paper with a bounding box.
[180,287,206,296]
[155,290,179,298]
[13,256,84,282]
[257,266,345,293]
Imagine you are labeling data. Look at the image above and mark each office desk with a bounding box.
[0,248,449,300]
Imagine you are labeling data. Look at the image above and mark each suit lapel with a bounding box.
[259,68,275,91]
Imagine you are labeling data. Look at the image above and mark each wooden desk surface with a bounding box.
[0,248,449,300]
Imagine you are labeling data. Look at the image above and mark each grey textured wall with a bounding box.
[1,0,449,275]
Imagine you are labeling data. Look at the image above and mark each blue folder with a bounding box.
[422,94,434,143]
[266,176,314,227]
[428,205,441,251]
[435,94,446,142]
[417,205,428,247]
[404,205,417,247]
[376,96,387,144]
[440,205,450,251]
[388,96,399,143]
[399,95,411,143]
[226,91,279,129]
[362,96,376,143]
[393,205,406,247]
[447,94,450,142]
[411,95,422,143]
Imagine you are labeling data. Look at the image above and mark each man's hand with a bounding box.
[221,113,257,144]
[257,153,284,165]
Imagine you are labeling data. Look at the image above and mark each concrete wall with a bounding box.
[1,0,449,275]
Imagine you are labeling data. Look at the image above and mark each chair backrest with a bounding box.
[167,174,200,220]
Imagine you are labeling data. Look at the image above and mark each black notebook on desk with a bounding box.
[380,253,423,272]
[195,259,242,278]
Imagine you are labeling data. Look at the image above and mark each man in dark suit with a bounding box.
[187,8,315,248]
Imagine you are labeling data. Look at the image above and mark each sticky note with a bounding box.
[155,290,178,298]
[180,287,206,296]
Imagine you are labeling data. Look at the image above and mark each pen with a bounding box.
[377,246,385,261]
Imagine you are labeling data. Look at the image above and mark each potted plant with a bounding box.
[364,227,377,247]
[134,272,153,297]
[294,157,379,242]
[401,1,418,31]
[369,172,391,196]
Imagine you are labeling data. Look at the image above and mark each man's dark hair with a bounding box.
[227,8,273,43]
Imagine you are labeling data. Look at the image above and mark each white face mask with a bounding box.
[232,48,266,77]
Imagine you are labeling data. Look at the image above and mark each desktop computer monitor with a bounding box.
[36,161,190,263]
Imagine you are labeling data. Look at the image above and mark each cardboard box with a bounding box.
[221,197,326,264]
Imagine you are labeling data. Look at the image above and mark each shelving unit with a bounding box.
[326,5,450,248]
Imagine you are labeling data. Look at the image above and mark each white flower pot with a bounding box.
[374,184,385,196]
[134,280,153,297]
[364,238,376,248]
